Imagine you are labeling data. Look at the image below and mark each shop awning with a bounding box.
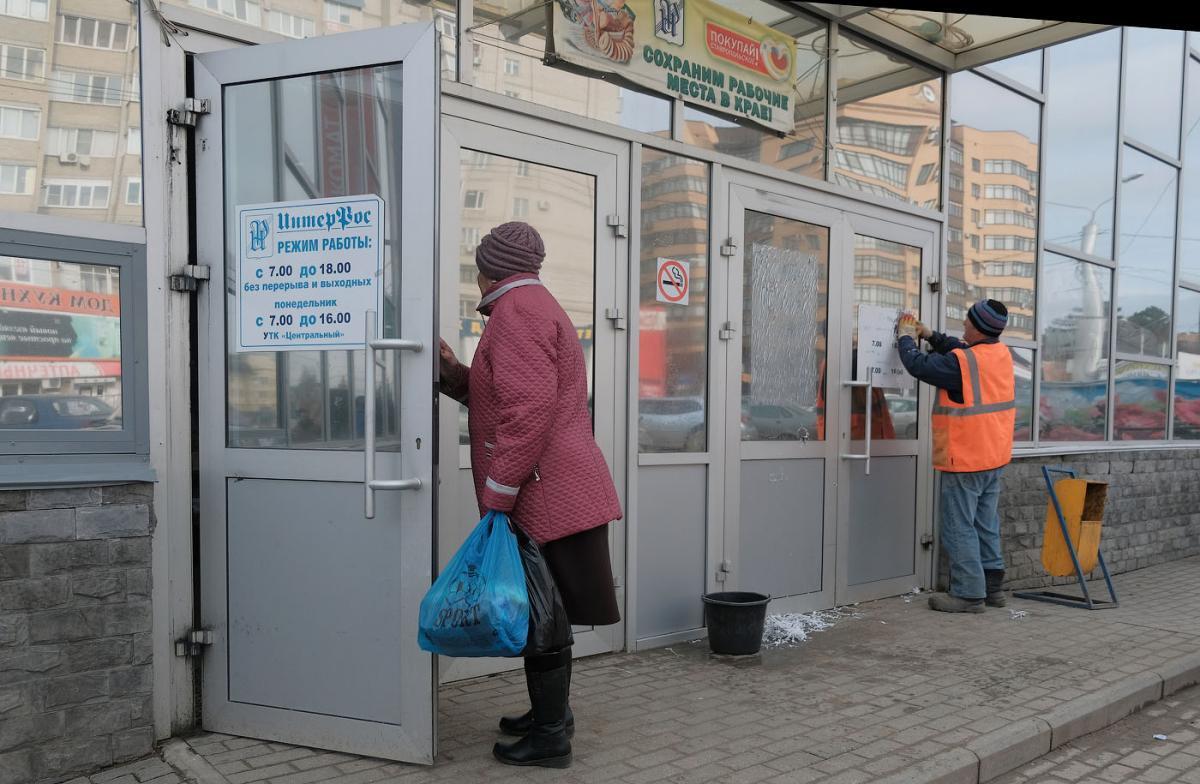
[792,4,1118,73]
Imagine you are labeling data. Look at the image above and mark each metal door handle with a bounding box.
[840,369,874,475]
[364,310,423,518]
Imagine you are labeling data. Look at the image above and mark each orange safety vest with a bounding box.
[932,341,1015,472]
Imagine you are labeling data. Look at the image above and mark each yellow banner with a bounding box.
[550,0,798,133]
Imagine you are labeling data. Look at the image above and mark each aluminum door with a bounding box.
[195,25,438,762]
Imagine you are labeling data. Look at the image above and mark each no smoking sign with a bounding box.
[656,258,690,305]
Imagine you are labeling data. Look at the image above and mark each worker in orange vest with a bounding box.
[896,300,1015,613]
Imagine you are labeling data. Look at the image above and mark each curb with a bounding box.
[953,651,1200,784]
[161,738,232,784]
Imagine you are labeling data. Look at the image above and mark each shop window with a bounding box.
[1044,29,1120,259]
[1124,27,1184,157]
[0,237,148,466]
[1116,147,1176,359]
[832,31,941,206]
[1114,361,1168,440]
[456,149,597,447]
[1175,289,1200,439]
[638,149,709,453]
[1039,252,1111,441]
[470,0,670,137]
[1182,57,1200,287]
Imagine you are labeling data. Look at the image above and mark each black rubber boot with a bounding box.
[493,651,572,768]
[498,707,575,739]
[985,570,1007,608]
[500,654,574,738]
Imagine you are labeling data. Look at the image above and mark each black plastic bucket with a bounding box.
[702,592,771,656]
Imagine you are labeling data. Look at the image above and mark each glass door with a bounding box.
[194,26,437,762]
[717,179,843,614]
[834,213,936,604]
[436,113,627,681]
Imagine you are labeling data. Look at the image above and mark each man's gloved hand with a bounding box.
[896,312,923,341]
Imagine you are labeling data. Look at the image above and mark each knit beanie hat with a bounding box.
[968,299,1008,337]
[475,221,545,281]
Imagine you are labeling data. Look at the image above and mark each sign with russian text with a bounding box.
[236,195,383,352]
[856,304,913,391]
[550,0,797,133]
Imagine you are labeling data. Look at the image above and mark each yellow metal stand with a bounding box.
[1013,467,1118,610]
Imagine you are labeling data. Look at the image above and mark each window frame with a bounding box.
[0,228,149,460]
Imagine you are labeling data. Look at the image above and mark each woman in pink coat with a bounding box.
[439,221,622,769]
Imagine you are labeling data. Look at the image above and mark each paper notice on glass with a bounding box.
[857,304,913,391]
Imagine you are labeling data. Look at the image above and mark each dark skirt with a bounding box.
[542,524,621,627]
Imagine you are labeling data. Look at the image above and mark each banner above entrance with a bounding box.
[549,0,797,133]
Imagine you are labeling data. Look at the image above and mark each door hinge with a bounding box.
[926,275,940,293]
[606,214,627,238]
[167,97,211,128]
[715,560,732,583]
[920,533,934,549]
[175,629,214,657]
[718,321,736,341]
[720,239,737,257]
[169,264,210,292]
[604,307,626,330]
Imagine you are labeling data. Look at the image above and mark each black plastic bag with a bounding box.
[514,525,573,657]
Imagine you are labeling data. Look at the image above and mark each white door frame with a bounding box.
[194,24,439,762]
[711,166,939,612]
[436,105,630,681]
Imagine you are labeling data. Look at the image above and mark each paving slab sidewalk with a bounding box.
[96,557,1200,784]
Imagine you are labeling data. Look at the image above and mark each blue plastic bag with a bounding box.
[418,511,530,657]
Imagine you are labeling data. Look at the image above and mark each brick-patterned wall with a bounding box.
[937,450,1200,591]
[0,483,155,784]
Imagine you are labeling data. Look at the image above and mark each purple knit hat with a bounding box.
[475,222,545,280]
[968,299,1008,337]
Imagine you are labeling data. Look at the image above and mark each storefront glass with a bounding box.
[1042,29,1120,259]
[831,31,943,208]
[1116,148,1177,359]
[638,149,709,453]
[946,70,1039,342]
[1039,252,1111,441]
[0,256,122,428]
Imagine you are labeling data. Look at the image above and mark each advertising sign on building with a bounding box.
[236,195,383,352]
[550,0,798,133]
[0,280,121,380]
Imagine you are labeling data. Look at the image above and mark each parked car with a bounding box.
[743,401,817,441]
[639,396,705,451]
[885,394,918,438]
[0,395,119,430]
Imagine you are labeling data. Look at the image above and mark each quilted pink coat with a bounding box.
[442,274,623,544]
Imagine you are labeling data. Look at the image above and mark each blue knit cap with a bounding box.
[968,299,1008,337]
